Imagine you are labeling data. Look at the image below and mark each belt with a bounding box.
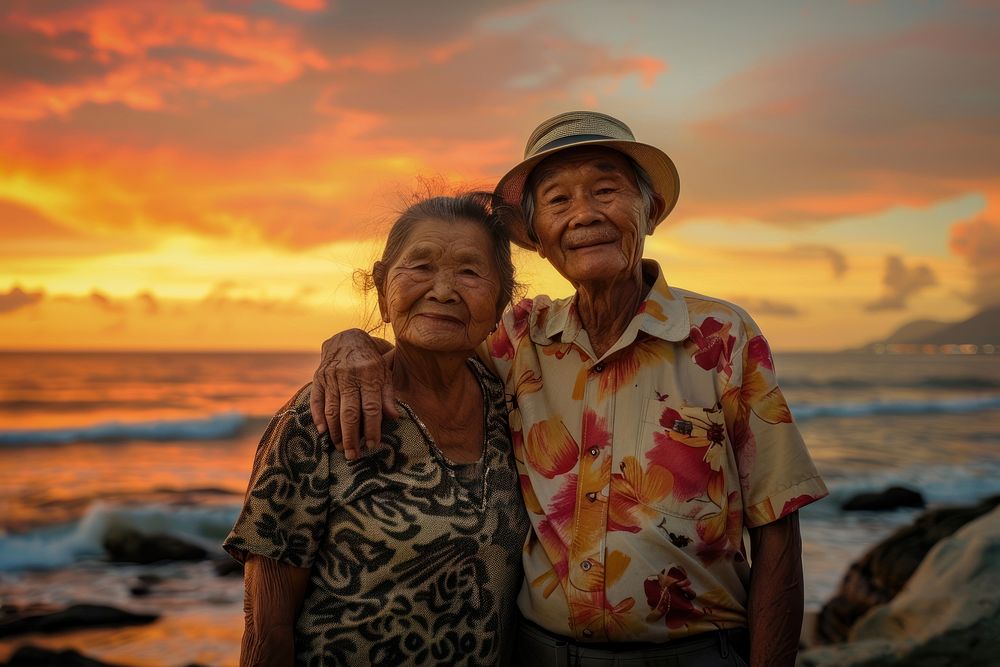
[517,620,749,667]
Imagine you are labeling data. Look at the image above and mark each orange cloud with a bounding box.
[0,285,45,314]
[950,216,1000,308]
[1,0,329,119]
[276,0,327,11]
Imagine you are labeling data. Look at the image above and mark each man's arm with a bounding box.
[240,555,311,667]
[309,328,397,460]
[747,511,804,667]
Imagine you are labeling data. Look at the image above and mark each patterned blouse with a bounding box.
[485,259,828,643]
[225,359,529,666]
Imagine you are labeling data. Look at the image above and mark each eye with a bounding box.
[595,187,617,196]
[460,267,482,277]
[546,194,569,205]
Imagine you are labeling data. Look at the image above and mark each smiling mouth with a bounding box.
[415,312,463,324]
[565,230,618,250]
[567,238,616,250]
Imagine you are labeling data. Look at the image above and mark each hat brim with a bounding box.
[494,138,680,250]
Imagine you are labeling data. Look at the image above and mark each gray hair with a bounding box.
[519,155,658,246]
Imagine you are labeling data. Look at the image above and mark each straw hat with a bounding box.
[495,110,680,249]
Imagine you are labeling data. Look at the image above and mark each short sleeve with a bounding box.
[722,330,828,528]
[224,384,331,568]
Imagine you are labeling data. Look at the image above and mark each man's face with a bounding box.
[529,146,650,287]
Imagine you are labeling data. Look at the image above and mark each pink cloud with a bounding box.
[676,19,1000,224]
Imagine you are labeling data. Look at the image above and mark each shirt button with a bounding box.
[593,362,604,373]
[586,491,597,502]
[588,447,599,457]
[580,560,592,571]
[582,629,594,638]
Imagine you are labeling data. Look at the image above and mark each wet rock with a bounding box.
[1,646,129,667]
[103,525,207,564]
[0,604,158,639]
[128,584,151,597]
[841,485,925,512]
[800,505,1000,666]
[815,495,1000,644]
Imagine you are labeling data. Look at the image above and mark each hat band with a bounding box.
[533,133,619,155]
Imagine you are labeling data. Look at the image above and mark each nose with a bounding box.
[427,269,459,302]
[566,194,604,229]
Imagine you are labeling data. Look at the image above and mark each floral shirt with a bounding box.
[486,260,828,643]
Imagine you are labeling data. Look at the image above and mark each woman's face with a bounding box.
[379,217,501,354]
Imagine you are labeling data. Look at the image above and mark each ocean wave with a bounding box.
[0,502,239,572]
[0,412,248,446]
[798,460,1000,525]
[791,395,1000,421]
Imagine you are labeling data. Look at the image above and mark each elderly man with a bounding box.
[311,111,828,666]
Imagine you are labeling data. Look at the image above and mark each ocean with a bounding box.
[1,350,999,665]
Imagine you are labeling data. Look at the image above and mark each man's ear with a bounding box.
[648,193,667,235]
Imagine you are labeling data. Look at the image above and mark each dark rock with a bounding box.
[1,646,129,667]
[128,584,151,597]
[815,494,1000,644]
[103,525,207,564]
[841,486,925,512]
[213,558,244,577]
[0,604,158,639]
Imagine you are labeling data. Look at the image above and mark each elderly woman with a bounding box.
[224,192,529,666]
[312,112,828,666]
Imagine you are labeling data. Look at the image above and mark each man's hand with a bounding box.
[309,329,398,460]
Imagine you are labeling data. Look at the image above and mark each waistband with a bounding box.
[518,619,748,661]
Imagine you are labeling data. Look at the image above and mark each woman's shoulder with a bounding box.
[255,383,321,457]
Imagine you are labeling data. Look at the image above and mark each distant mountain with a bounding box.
[867,306,1000,350]
[918,306,1000,345]
[883,318,952,344]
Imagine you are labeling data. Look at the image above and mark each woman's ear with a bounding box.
[372,261,389,322]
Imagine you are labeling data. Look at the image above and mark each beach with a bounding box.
[2,350,999,665]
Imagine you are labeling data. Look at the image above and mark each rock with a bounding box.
[814,495,1000,644]
[1,646,129,667]
[841,486,925,512]
[0,604,158,639]
[103,525,207,564]
[799,505,1000,666]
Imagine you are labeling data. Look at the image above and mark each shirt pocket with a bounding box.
[636,400,731,522]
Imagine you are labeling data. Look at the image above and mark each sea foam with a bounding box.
[0,412,247,446]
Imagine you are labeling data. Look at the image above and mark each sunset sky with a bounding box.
[2,0,998,352]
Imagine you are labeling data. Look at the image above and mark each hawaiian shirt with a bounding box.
[485,259,828,643]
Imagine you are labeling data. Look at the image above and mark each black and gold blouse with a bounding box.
[225,359,529,666]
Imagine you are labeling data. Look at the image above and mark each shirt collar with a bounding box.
[534,260,690,355]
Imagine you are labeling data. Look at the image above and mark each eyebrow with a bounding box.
[404,245,488,265]
[533,160,626,189]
